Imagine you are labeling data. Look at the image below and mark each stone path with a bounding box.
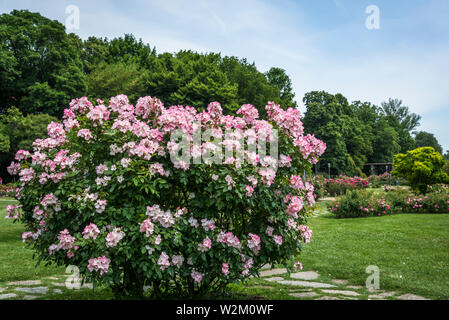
[310,198,335,217]
[250,267,430,300]
[0,269,431,300]
[0,275,95,300]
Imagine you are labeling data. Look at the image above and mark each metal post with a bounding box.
[328,163,331,179]
[387,165,391,186]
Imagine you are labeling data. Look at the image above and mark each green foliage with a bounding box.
[87,62,147,103]
[414,131,443,154]
[11,96,319,298]
[392,147,449,194]
[1,9,296,119]
[0,107,57,181]
[264,67,297,109]
[302,92,430,176]
[145,51,240,114]
[302,92,372,176]
[381,98,420,153]
[70,34,296,116]
[328,190,392,218]
[0,10,87,116]
[329,187,449,218]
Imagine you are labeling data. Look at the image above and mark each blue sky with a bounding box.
[2,0,449,152]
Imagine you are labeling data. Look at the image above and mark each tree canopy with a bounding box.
[0,10,87,117]
[301,91,422,176]
[0,9,443,180]
[0,106,57,180]
[414,131,443,154]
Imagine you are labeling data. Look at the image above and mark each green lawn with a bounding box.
[1,198,449,299]
[0,199,64,282]
[299,212,449,300]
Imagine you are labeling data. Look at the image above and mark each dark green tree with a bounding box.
[370,119,400,163]
[87,62,148,104]
[303,91,371,175]
[381,98,421,153]
[143,51,240,113]
[414,131,443,154]
[0,10,87,116]
[0,107,57,181]
[265,67,298,108]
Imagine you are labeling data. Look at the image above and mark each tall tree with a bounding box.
[302,91,367,175]
[0,107,57,181]
[0,10,87,116]
[145,51,239,113]
[87,62,148,104]
[381,98,421,153]
[265,67,297,108]
[414,131,443,154]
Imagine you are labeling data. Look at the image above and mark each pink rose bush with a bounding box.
[8,95,325,298]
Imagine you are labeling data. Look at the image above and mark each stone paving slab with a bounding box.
[0,288,4,293]
[0,293,17,300]
[15,287,48,294]
[316,296,342,300]
[24,295,39,300]
[52,282,66,287]
[290,271,319,280]
[259,268,287,277]
[322,289,360,296]
[347,285,363,290]
[53,289,63,294]
[264,277,284,282]
[331,279,348,285]
[397,294,429,300]
[289,289,313,292]
[368,292,397,299]
[290,292,318,298]
[277,280,336,288]
[8,280,41,286]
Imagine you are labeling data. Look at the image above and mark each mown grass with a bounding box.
[1,198,448,300]
[0,199,64,282]
[299,211,449,299]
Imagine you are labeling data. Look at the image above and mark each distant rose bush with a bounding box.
[311,174,368,198]
[7,95,325,298]
[328,190,392,218]
[329,188,449,218]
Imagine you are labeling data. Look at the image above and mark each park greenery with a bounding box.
[1,9,448,181]
[392,147,449,194]
[1,9,449,302]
